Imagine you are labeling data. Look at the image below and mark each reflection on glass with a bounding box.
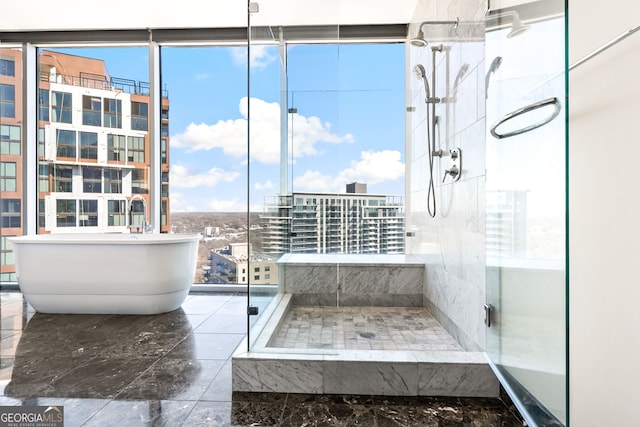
[485,12,567,426]
[35,47,164,237]
[0,46,22,282]
[264,43,406,257]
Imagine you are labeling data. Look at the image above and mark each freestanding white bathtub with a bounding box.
[9,233,202,315]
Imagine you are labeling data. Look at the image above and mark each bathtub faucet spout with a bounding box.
[128,195,152,233]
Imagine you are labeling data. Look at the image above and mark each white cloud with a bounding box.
[171,97,353,164]
[293,150,404,193]
[293,170,336,193]
[169,192,198,213]
[207,198,245,212]
[255,179,274,191]
[171,164,240,188]
[195,73,209,80]
[287,113,354,158]
[337,150,405,184]
[230,45,277,69]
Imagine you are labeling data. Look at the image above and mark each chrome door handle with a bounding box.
[490,97,561,139]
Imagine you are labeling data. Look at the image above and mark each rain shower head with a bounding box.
[409,19,460,47]
[410,29,428,47]
[486,11,529,38]
[507,16,529,38]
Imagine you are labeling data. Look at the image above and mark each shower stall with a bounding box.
[235,0,498,399]
[236,1,568,425]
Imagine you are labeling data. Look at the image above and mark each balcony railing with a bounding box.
[40,71,169,98]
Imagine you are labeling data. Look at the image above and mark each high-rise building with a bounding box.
[261,183,405,255]
[0,49,170,280]
[486,190,527,257]
[208,243,278,285]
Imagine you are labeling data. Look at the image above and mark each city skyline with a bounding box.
[51,43,406,212]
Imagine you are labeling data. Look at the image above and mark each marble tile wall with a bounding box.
[406,0,487,351]
[279,256,425,307]
[233,348,499,398]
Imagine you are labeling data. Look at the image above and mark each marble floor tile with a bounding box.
[84,400,197,427]
[200,361,233,402]
[180,401,232,426]
[166,333,244,360]
[0,291,523,426]
[195,315,247,334]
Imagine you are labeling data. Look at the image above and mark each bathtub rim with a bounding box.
[8,233,202,245]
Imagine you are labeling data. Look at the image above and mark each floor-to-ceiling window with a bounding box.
[36,47,157,235]
[161,46,249,285]
[0,46,22,282]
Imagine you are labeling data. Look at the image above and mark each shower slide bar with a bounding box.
[490,97,561,139]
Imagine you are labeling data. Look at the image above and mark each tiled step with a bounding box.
[233,349,499,397]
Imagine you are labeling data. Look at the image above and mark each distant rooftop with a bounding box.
[40,69,169,98]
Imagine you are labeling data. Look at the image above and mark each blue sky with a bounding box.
[50,43,405,212]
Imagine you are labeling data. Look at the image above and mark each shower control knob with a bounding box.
[442,166,460,182]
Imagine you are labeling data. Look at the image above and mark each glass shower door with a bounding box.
[485,1,567,425]
[246,3,282,348]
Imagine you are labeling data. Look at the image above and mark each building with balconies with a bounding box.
[261,183,405,255]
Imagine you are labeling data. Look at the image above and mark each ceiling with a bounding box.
[0,0,419,33]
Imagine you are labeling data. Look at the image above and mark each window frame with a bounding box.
[53,165,73,193]
[0,161,17,192]
[131,101,148,131]
[103,97,122,128]
[0,58,16,77]
[0,199,21,228]
[0,83,16,118]
[51,90,73,123]
[56,199,76,227]
[82,94,102,126]
[55,128,76,159]
[82,166,102,193]
[104,168,122,194]
[79,131,98,160]
[0,124,21,155]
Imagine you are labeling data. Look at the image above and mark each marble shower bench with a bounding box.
[277,253,426,306]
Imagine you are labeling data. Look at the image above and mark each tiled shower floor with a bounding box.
[269,306,464,351]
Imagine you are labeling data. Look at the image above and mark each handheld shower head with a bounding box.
[485,56,503,99]
[453,63,470,91]
[413,64,426,80]
[413,64,430,102]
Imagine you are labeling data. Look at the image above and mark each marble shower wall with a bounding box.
[278,254,425,307]
[406,0,487,351]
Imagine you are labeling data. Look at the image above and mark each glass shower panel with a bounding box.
[485,2,567,426]
[288,43,406,254]
[247,3,285,348]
